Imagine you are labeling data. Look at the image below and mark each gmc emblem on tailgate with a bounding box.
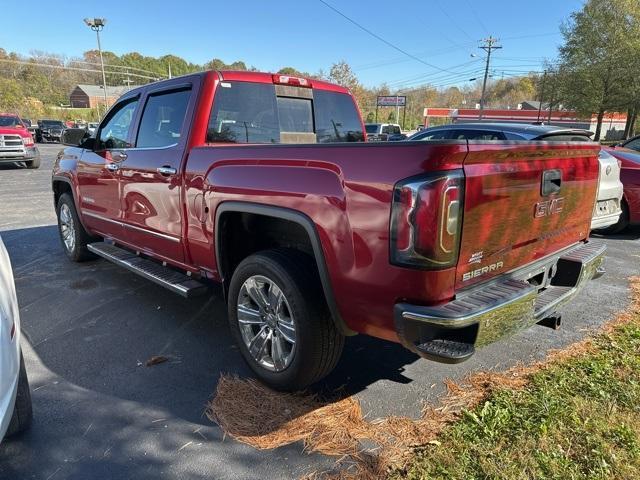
[534,197,565,218]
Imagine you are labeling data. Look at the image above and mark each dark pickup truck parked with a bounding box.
[37,119,66,143]
[53,70,605,390]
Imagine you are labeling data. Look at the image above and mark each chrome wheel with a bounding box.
[59,203,76,253]
[237,275,296,372]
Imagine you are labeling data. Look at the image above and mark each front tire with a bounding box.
[6,352,32,437]
[227,249,344,391]
[56,193,97,262]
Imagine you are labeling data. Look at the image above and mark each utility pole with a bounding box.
[84,18,108,110]
[123,67,133,87]
[478,36,501,120]
[537,70,547,123]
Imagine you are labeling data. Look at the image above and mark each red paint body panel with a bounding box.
[605,147,640,224]
[52,70,602,344]
[184,142,467,340]
[0,115,33,142]
[456,142,599,290]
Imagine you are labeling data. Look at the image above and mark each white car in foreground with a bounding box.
[0,236,32,441]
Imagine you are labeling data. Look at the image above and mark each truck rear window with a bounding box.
[207,81,364,144]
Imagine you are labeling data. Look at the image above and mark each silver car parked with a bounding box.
[407,123,624,231]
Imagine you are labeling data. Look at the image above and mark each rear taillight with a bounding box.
[272,74,311,87]
[23,135,34,147]
[390,170,464,269]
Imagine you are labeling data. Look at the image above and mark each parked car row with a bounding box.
[364,123,407,141]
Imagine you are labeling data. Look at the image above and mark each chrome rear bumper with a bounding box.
[394,241,606,362]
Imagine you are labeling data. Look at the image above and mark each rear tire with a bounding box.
[6,353,32,437]
[227,248,344,391]
[56,193,97,262]
[598,200,630,234]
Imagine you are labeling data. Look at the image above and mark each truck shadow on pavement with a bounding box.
[591,225,640,241]
[0,224,421,477]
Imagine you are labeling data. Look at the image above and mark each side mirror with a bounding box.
[61,128,91,147]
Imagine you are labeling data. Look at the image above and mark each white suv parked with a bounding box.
[0,235,32,441]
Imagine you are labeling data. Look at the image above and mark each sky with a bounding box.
[0,0,585,89]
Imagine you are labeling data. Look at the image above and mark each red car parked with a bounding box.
[0,114,40,169]
[53,71,605,390]
[603,145,640,232]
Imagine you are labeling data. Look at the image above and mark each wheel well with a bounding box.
[217,211,315,284]
[52,180,72,208]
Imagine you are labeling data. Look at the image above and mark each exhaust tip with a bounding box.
[593,265,606,279]
[537,314,562,330]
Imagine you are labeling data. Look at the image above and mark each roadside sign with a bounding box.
[377,96,406,107]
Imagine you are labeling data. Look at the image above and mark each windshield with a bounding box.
[535,133,592,142]
[0,116,22,127]
[39,120,65,128]
[365,124,380,134]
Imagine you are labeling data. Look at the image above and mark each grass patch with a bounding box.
[208,278,640,480]
[393,279,640,480]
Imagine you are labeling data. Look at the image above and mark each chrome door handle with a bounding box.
[105,163,120,172]
[157,166,177,176]
[111,151,128,162]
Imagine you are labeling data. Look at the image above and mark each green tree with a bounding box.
[328,61,359,91]
[557,0,640,139]
[0,78,24,111]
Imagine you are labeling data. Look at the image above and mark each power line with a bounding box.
[434,0,476,43]
[386,59,482,86]
[464,0,490,35]
[26,54,162,76]
[0,58,163,81]
[353,41,479,71]
[317,0,462,74]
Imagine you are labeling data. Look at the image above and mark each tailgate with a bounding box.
[456,142,600,290]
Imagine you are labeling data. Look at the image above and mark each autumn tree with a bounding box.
[557,0,640,139]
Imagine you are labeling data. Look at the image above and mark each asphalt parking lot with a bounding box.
[0,143,638,480]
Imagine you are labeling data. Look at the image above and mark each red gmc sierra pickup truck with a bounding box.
[52,70,605,390]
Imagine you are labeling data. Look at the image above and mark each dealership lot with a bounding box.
[0,144,638,480]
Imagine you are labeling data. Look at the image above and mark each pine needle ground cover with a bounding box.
[209,278,640,480]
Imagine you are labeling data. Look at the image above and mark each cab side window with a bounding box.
[137,88,191,148]
[98,98,138,150]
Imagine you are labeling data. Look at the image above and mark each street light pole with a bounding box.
[84,18,108,113]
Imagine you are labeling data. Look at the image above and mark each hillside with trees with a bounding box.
[0,47,540,127]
